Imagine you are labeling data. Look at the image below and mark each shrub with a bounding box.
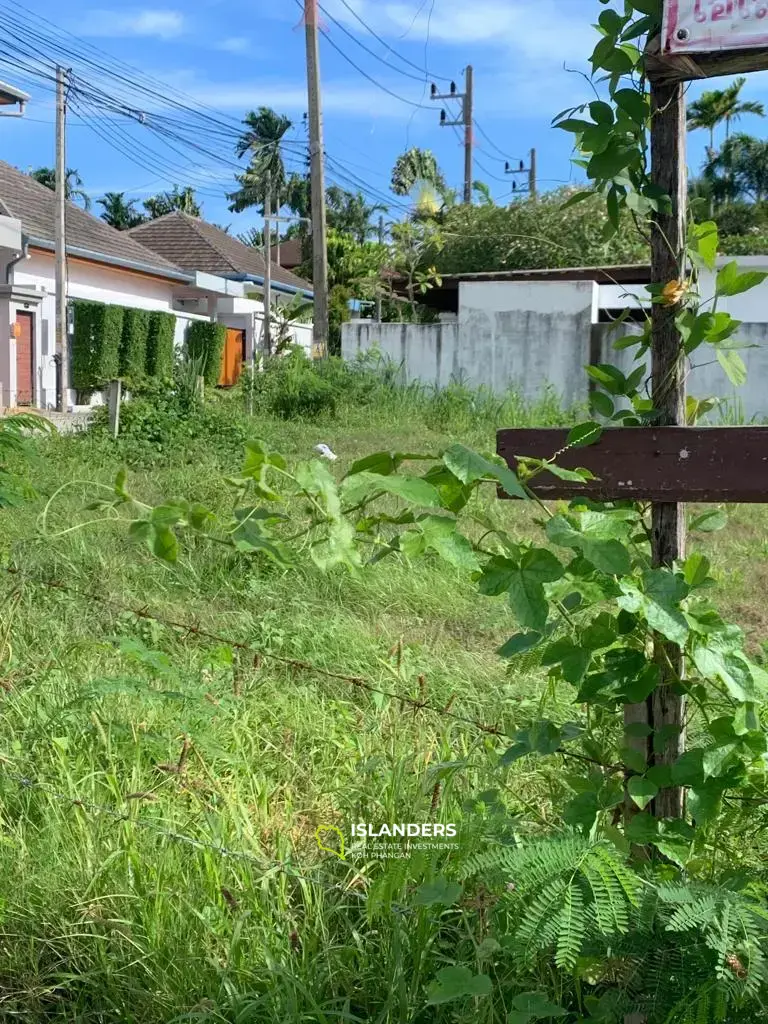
[119,308,150,386]
[186,321,226,387]
[145,310,176,378]
[71,299,123,391]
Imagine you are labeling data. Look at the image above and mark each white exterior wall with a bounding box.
[10,251,182,408]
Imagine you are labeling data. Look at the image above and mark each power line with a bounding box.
[332,0,451,82]
[318,2,433,83]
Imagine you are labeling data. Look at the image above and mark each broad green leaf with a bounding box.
[497,631,543,657]
[520,548,564,582]
[690,221,718,272]
[597,9,624,37]
[683,552,711,587]
[629,0,661,14]
[443,444,525,499]
[478,556,518,596]
[587,141,636,179]
[613,87,649,124]
[671,749,704,788]
[508,991,567,1023]
[508,574,548,631]
[590,391,615,418]
[716,347,747,387]
[546,515,631,576]
[625,812,659,844]
[618,572,689,645]
[567,421,603,448]
[544,463,597,483]
[692,645,755,702]
[151,525,178,563]
[413,877,462,907]
[716,261,768,297]
[690,509,727,533]
[555,118,594,134]
[231,518,293,566]
[151,503,187,528]
[627,775,658,810]
[418,516,480,570]
[346,451,395,477]
[426,967,492,1005]
[585,363,627,394]
[342,471,440,507]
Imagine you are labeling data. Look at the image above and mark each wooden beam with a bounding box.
[646,34,768,83]
[497,427,768,503]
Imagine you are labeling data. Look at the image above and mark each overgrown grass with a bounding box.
[0,361,766,1021]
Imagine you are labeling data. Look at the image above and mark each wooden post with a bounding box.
[107,379,121,439]
[645,79,688,819]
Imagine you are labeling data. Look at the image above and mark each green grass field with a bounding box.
[1,368,766,1022]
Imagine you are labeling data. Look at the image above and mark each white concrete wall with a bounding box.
[343,281,597,408]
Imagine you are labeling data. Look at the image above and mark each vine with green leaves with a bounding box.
[40,2,768,1020]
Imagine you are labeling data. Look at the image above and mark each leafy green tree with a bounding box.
[391,148,447,199]
[688,77,765,152]
[432,188,647,275]
[143,186,201,219]
[228,106,293,214]
[30,166,91,209]
[710,133,768,203]
[97,191,145,230]
[326,187,386,243]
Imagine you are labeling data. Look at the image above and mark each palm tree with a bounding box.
[710,133,768,202]
[30,166,91,209]
[325,186,386,243]
[97,191,145,230]
[228,106,293,214]
[688,78,765,154]
[719,77,765,139]
[143,185,201,219]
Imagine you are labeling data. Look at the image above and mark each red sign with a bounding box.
[664,0,768,53]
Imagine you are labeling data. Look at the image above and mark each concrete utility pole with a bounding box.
[432,67,474,204]
[304,0,329,358]
[505,149,537,197]
[375,214,384,324]
[263,172,272,357]
[55,66,69,412]
[275,192,281,267]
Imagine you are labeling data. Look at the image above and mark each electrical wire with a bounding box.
[318,2,434,83]
[332,0,451,82]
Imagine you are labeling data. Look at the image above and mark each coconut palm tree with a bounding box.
[30,166,91,209]
[143,185,201,219]
[228,106,293,214]
[710,133,768,203]
[719,77,765,139]
[688,78,765,155]
[97,191,145,230]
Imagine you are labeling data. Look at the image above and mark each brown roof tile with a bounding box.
[0,160,183,277]
[129,213,313,293]
[269,237,304,269]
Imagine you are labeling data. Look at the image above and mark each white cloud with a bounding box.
[216,37,251,54]
[323,0,593,64]
[83,9,185,39]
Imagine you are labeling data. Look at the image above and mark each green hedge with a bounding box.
[119,308,150,385]
[71,300,123,391]
[186,321,226,387]
[146,310,176,378]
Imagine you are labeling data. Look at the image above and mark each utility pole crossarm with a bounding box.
[430,66,473,204]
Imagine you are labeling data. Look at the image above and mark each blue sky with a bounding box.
[1,0,766,235]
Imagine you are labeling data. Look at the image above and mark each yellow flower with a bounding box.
[661,279,688,305]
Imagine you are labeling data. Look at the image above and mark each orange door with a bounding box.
[218,328,245,387]
[15,311,34,405]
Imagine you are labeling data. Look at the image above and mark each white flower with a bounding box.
[314,443,338,462]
